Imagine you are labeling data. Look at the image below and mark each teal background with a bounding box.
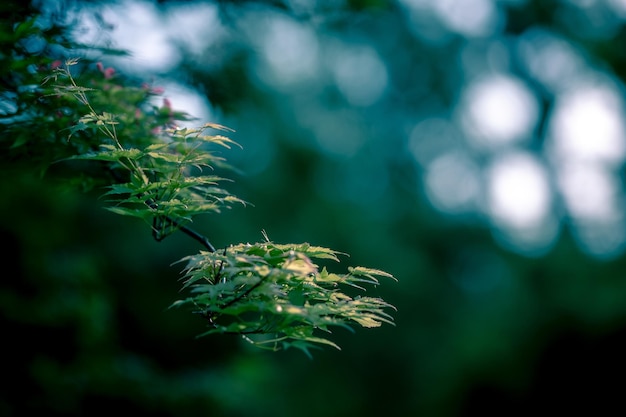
[2,1,626,416]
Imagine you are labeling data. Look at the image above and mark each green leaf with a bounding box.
[349,266,397,280]
[104,207,152,219]
[14,18,37,39]
[67,148,143,162]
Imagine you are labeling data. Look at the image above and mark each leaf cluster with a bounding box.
[47,61,245,239]
[172,236,396,357]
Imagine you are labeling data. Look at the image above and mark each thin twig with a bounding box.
[109,167,217,252]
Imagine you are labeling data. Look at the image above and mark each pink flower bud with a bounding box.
[96,62,115,79]
[104,67,115,79]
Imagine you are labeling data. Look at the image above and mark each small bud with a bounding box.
[97,62,115,79]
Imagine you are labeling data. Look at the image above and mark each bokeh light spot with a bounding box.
[486,151,550,229]
[556,162,620,222]
[259,15,320,86]
[330,44,389,107]
[424,151,480,213]
[548,81,626,165]
[89,0,180,72]
[409,117,461,166]
[517,28,585,93]
[460,74,539,148]
[432,0,500,37]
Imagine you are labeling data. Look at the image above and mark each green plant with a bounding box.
[5,15,396,357]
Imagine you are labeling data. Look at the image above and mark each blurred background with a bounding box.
[3,0,626,415]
